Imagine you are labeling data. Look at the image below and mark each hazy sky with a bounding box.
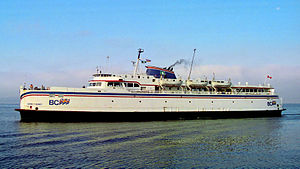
[0,0,300,103]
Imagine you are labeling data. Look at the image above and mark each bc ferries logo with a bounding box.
[49,99,70,105]
[267,101,276,106]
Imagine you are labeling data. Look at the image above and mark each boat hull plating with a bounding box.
[18,90,284,122]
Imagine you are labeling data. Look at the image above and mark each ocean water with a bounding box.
[0,104,300,168]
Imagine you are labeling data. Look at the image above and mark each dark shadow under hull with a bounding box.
[15,109,283,122]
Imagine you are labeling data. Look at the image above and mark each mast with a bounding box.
[188,49,196,80]
[133,48,144,76]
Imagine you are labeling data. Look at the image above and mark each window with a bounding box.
[128,83,133,87]
[152,79,155,82]
[134,83,139,87]
[114,82,121,87]
[108,82,113,86]
[96,82,102,86]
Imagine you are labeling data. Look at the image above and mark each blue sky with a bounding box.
[0,0,300,103]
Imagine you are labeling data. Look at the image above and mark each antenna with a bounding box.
[188,49,196,80]
[133,48,144,76]
[106,56,110,72]
[96,66,99,74]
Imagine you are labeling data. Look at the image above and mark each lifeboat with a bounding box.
[159,79,183,87]
[186,80,208,88]
[212,80,232,88]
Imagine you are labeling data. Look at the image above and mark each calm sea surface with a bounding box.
[0,104,300,168]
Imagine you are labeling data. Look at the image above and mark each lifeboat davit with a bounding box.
[186,80,208,88]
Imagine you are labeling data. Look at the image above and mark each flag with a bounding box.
[146,59,151,62]
[267,75,272,79]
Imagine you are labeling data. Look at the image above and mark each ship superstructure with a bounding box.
[16,49,284,121]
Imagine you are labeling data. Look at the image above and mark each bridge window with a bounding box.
[114,82,121,87]
[124,83,139,88]
[107,82,113,86]
[107,82,122,87]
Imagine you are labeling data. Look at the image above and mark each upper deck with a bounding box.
[85,72,275,96]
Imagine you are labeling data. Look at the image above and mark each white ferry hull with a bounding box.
[16,90,284,122]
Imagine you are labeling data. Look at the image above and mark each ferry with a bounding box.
[16,49,284,121]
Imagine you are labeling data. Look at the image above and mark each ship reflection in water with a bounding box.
[1,105,299,168]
